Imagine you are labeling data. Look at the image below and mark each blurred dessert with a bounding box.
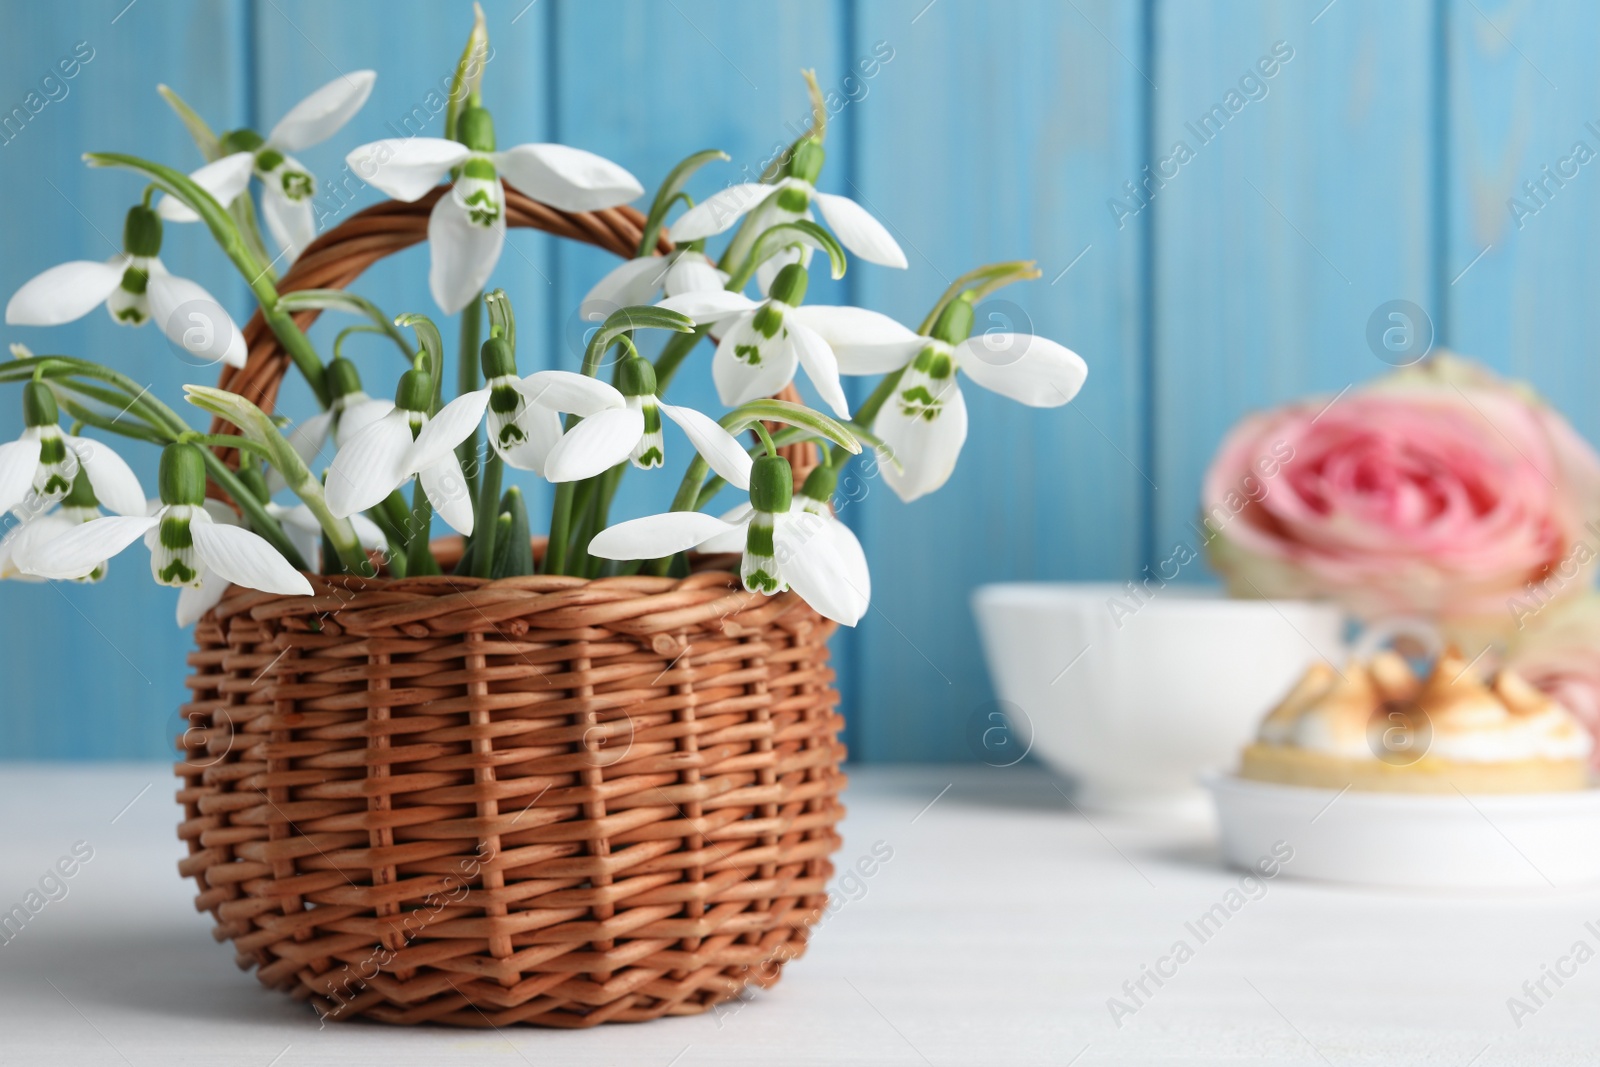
[1238,649,1592,793]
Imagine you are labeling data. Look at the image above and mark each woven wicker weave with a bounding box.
[175,186,847,1027]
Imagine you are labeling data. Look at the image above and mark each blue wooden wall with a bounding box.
[1,0,1594,762]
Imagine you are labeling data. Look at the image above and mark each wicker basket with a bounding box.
[174,187,848,1027]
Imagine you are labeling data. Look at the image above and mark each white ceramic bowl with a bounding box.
[1207,773,1600,889]
[971,583,1344,814]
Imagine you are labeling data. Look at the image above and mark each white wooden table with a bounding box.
[1,763,1595,1065]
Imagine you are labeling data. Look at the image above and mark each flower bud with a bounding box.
[236,466,271,505]
[458,106,496,153]
[159,443,208,507]
[479,336,517,380]
[749,455,793,513]
[767,263,809,307]
[326,357,364,401]
[395,369,434,413]
[21,381,58,428]
[929,294,975,345]
[615,355,657,398]
[799,463,837,507]
[790,138,825,185]
[122,205,163,258]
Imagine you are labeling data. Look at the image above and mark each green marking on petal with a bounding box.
[37,434,66,465]
[254,147,286,173]
[744,569,781,593]
[734,343,762,366]
[634,446,663,467]
[158,558,199,585]
[775,184,810,214]
[751,303,785,339]
[119,266,149,295]
[159,514,194,551]
[280,169,313,201]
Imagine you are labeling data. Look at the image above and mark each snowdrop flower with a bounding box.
[403,336,705,485]
[1,471,109,584]
[159,71,376,262]
[0,383,146,520]
[827,296,1088,501]
[539,354,750,484]
[17,443,313,624]
[659,263,909,419]
[281,357,395,476]
[589,455,868,626]
[346,106,644,313]
[670,139,906,290]
[325,367,475,533]
[5,205,248,368]
[579,249,728,322]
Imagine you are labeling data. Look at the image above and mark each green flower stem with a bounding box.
[406,481,440,576]
[470,448,502,579]
[7,357,190,437]
[545,481,576,576]
[458,292,483,505]
[694,475,727,511]
[185,432,275,464]
[197,450,311,573]
[583,464,625,577]
[565,474,602,578]
[84,153,329,406]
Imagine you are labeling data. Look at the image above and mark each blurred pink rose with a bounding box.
[1507,593,1600,767]
[1204,354,1600,643]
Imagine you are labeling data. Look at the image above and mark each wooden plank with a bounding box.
[1444,0,1600,439]
[549,0,856,736]
[0,2,250,759]
[849,0,1150,760]
[1150,1,1436,567]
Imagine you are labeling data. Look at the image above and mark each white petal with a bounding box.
[811,192,907,269]
[284,409,334,474]
[518,371,625,416]
[274,503,324,571]
[64,436,144,516]
[268,70,376,151]
[419,453,475,535]
[497,403,562,474]
[17,514,156,580]
[954,334,1089,407]
[589,511,737,560]
[543,408,645,482]
[406,389,489,473]
[775,510,868,625]
[335,397,394,445]
[493,143,644,211]
[0,437,42,515]
[876,377,968,502]
[428,191,505,314]
[579,256,671,322]
[788,321,850,418]
[661,403,752,490]
[698,503,754,553]
[261,181,317,264]
[713,316,798,408]
[158,152,255,222]
[790,305,923,375]
[145,271,248,368]
[670,183,771,242]
[176,567,230,627]
[663,253,729,297]
[191,519,313,596]
[325,410,414,518]
[657,289,760,325]
[345,138,471,202]
[814,512,870,619]
[6,260,125,326]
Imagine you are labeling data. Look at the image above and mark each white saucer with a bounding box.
[1204,772,1600,890]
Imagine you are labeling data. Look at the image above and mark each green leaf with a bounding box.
[724,399,861,455]
[156,84,221,162]
[182,385,308,488]
[490,487,533,578]
[279,290,411,357]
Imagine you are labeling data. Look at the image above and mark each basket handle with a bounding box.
[210,183,817,486]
